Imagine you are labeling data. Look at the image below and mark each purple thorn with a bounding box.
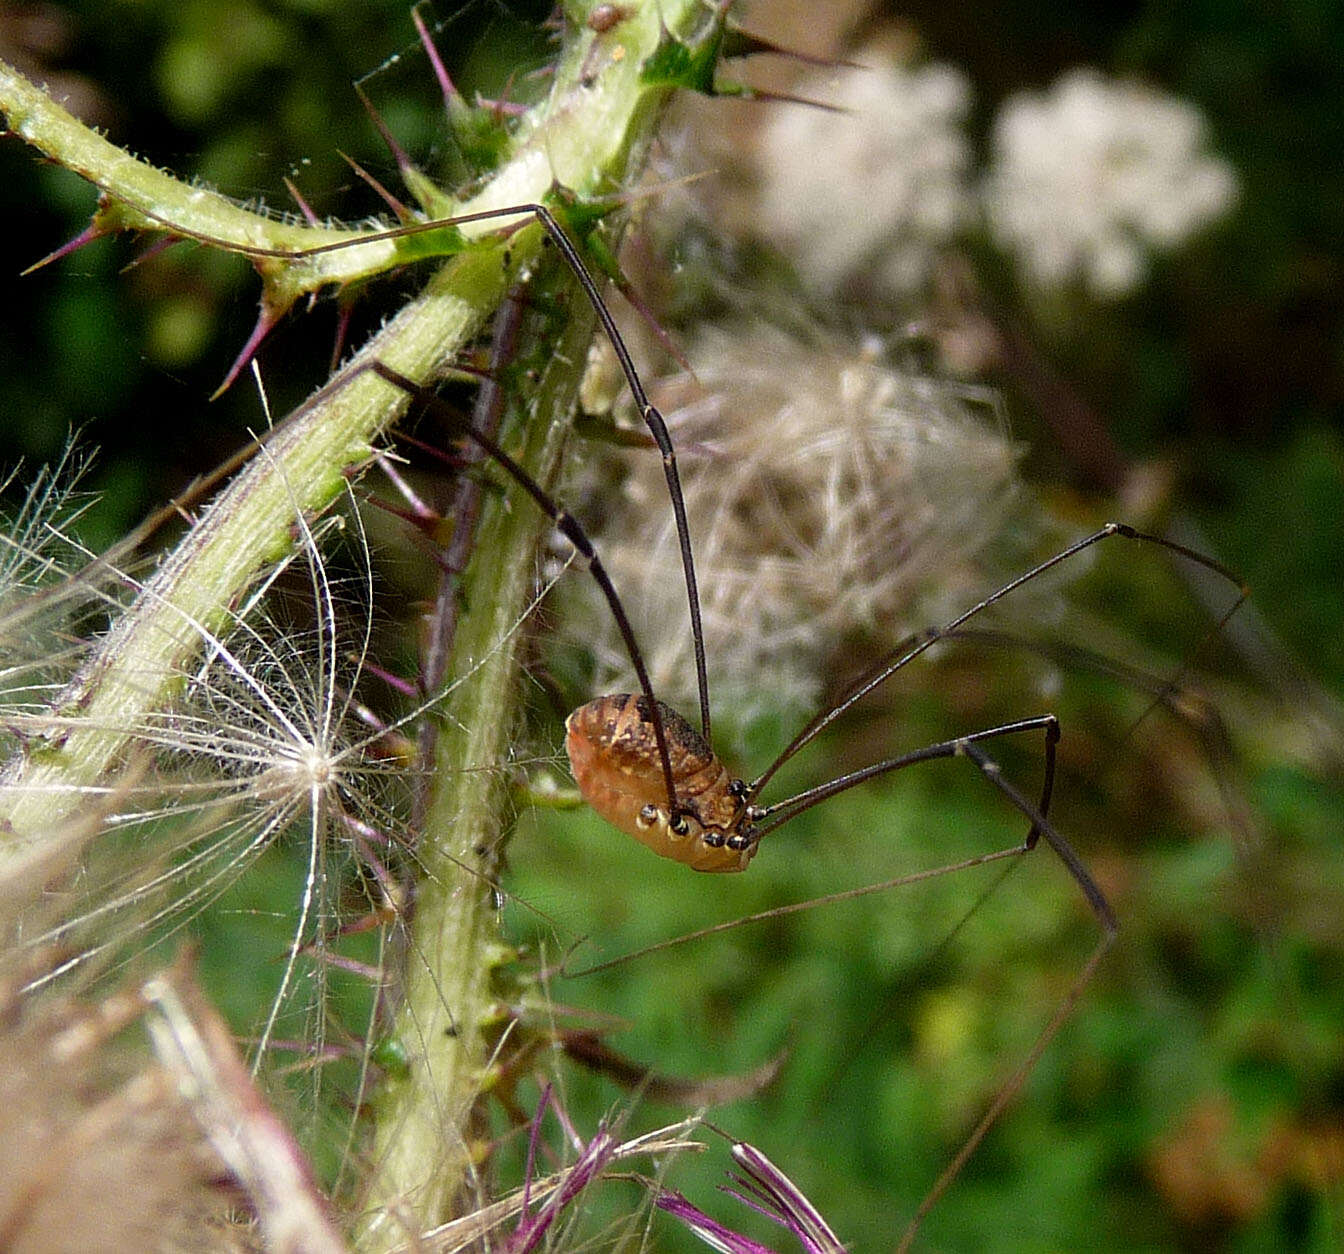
[212,304,281,399]
[394,427,474,472]
[304,951,385,981]
[726,27,865,71]
[21,221,106,276]
[733,86,850,113]
[337,150,411,221]
[364,492,449,536]
[120,232,180,272]
[353,82,417,178]
[473,96,528,119]
[283,176,322,228]
[357,661,419,698]
[412,5,464,111]
[329,298,355,374]
[614,265,696,377]
[250,1037,350,1064]
[347,656,418,699]
[341,810,395,851]
[372,449,438,523]
[437,355,494,382]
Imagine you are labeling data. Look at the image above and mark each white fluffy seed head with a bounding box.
[574,328,1024,737]
[5,502,405,1116]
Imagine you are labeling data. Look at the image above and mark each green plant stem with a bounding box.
[356,0,708,1234]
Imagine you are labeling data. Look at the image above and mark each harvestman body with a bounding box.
[565,693,755,872]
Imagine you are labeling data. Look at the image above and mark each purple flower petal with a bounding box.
[656,1187,781,1254]
[726,1143,846,1254]
[507,1122,617,1254]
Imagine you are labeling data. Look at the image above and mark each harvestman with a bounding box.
[326,201,1242,1242]
[338,203,1242,881]
[145,196,1248,1243]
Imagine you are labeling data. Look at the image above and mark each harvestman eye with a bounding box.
[227,195,1247,1246]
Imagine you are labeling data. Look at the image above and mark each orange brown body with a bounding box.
[564,693,757,872]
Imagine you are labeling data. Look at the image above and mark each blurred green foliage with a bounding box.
[2,1,1342,1251]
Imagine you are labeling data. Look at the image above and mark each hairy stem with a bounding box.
[358,1,708,1235]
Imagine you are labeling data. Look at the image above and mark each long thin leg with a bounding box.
[753,714,1061,844]
[957,736,1115,930]
[803,727,1114,1250]
[503,202,711,743]
[749,524,1248,800]
[558,846,1028,980]
[439,203,712,745]
[943,623,1263,865]
[897,740,1116,1249]
[749,704,1113,1247]
[365,360,687,824]
[897,936,1115,1252]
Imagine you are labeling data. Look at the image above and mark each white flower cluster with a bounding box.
[983,68,1239,297]
[749,60,1237,304]
[755,60,973,298]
